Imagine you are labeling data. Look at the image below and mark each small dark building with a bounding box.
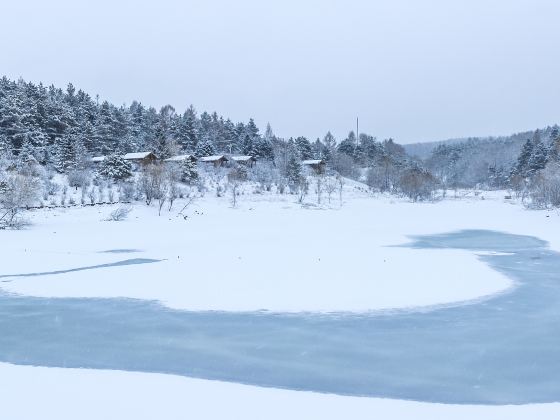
[199,155,229,168]
[302,159,326,175]
[123,152,157,165]
[231,155,257,168]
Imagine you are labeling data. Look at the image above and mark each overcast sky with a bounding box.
[1,0,558,143]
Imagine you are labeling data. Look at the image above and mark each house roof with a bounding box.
[123,152,154,160]
[302,159,325,165]
[231,155,256,162]
[164,154,196,162]
[200,155,228,162]
[91,156,106,162]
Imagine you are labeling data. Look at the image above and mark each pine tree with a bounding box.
[241,134,255,155]
[152,125,172,159]
[246,118,260,139]
[548,128,560,163]
[286,155,303,187]
[180,158,199,184]
[528,139,548,174]
[93,101,117,155]
[53,128,81,173]
[512,138,534,178]
[337,137,356,159]
[295,136,313,160]
[98,154,133,180]
[322,131,337,162]
[195,135,216,157]
[183,106,199,151]
[19,136,36,162]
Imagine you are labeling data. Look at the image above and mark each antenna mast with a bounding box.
[356,117,359,148]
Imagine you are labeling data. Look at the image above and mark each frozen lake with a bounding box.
[1,230,559,404]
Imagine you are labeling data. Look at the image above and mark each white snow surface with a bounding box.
[2,191,549,313]
[1,363,560,420]
[2,189,560,419]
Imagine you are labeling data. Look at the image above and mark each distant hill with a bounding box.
[403,127,557,160]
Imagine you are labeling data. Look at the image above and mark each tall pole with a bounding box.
[356,117,359,148]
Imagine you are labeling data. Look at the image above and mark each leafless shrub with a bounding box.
[227,165,248,208]
[528,164,560,209]
[119,182,135,202]
[105,205,133,221]
[0,174,41,229]
[398,166,437,202]
[325,176,337,203]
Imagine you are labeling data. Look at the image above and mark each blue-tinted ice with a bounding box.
[1,230,559,404]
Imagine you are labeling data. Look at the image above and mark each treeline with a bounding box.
[417,127,560,206]
[0,76,427,197]
[1,76,559,208]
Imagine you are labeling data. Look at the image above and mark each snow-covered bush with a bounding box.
[67,169,91,189]
[105,205,132,221]
[119,182,135,202]
[529,163,560,208]
[0,173,41,229]
[398,166,437,202]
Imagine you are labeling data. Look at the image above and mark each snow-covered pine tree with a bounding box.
[295,136,313,160]
[322,131,337,162]
[548,128,560,163]
[286,155,303,188]
[53,131,76,172]
[241,134,255,156]
[98,154,133,180]
[180,158,199,184]
[152,125,172,159]
[512,138,534,178]
[528,139,549,175]
[181,106,199,151]
[93,101,118,155]
[195,134,216,157]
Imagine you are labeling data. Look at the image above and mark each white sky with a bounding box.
[1,0,558,143]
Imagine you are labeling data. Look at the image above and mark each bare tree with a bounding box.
[315,174,324,205]
[337,174,345,207]
[227,165,248,208]
[398,166,437,202]
[167,166,181,211]
[104,205,133,221]
[139,164,168,213]
[0,174,41,229]
[178,190,197,220]
[325,176,337,203]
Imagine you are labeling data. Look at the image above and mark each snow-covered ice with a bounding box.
[1,190,560,418]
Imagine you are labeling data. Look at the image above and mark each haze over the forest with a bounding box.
[1,0,559,143]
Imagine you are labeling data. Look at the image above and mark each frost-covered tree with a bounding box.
[98,154,133,181]
[195,135,216,157]
[286,155,303,188]
[295,136,313,160]
[180,158,199,184]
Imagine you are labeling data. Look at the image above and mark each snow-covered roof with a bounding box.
[91,156,106,162]
[231,155,256,162]
[200,155,228,162]
[302,159,325,165]
[164,154,196,162]
[123,152,154,160]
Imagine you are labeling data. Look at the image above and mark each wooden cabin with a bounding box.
[123,152,157,166]
[231,155,257,168]
[91,156,106,164]
[199,155,229,168]
[164,154,198,165]
[302,159,327,175]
